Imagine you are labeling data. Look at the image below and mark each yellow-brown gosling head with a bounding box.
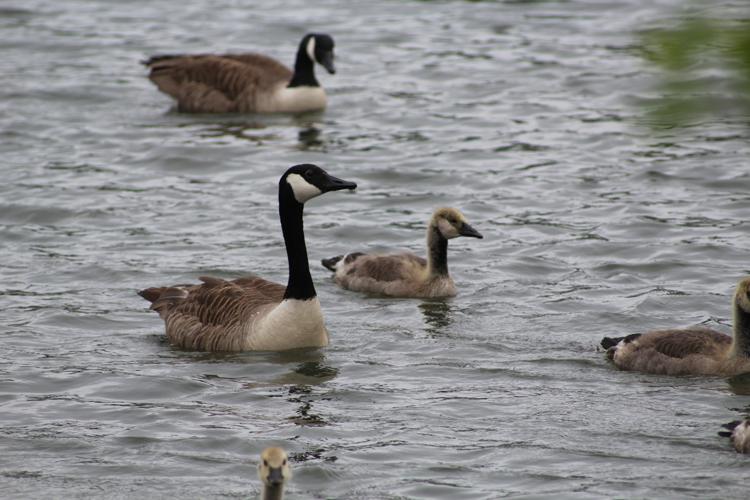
[257,447,291,500]
[431,207,483,240]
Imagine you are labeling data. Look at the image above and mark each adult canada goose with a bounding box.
[719,420,750,453]
[601,277,750,376]
[138,164,356,352]
[257,447,291,500]
[321,207,483,298]
[143,33,335,113]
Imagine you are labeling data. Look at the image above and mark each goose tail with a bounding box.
[601,333,642,359]
[321,255,343,272]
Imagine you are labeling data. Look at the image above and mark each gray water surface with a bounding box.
[2,0,750,498]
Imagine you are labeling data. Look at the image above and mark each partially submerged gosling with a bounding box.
[601,277,750,376]
[321,207,483,298]
[144,33,335,113]
[719,420,750,453]
[258,447,291,500]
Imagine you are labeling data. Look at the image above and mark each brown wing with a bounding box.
[145,53,292,112]
[139,275,285,351]
[351,253,427,282]
[169,275,285,326]
[645,327,732,358]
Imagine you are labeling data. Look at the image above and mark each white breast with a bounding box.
[260,84,327,113]
[245,298,328,350]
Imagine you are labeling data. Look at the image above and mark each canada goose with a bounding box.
[143,33,335,113]
[719,420,750,453]
[138,164,356,352]
[257,447,291,500]
[321,207,483,298]
[601,277,750,376]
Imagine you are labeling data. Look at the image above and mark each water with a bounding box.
[2,0,750,497]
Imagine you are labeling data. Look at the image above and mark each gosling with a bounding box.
[321,207,483,298]
[601,277,750,376]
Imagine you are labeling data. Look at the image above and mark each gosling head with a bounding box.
[302,33,336,74]
[735,277,750,314]
[432,207,483,240]
[257,447,292,489]
[282,163,356,204]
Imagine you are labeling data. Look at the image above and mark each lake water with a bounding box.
[2,0,750,498]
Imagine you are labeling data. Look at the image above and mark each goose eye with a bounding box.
[305,168,313,177]
[282,459,287,466]
[263,460,268,467]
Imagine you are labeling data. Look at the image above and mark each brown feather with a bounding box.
[145,54,293,113]
[139,275,285,351]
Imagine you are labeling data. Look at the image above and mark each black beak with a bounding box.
[458,222,483,239]
[319,52,335,74]
[320,172,356,192]
[267,467,284,486]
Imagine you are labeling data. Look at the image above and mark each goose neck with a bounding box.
[288,42,319,88]
[731,301,750,357]
[279,185,316,300]
[426,225,449,277]
[262,483,284,500]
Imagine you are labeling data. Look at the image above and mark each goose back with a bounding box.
[140,275,287,351]
[603,327,750,376]
[328,252,456,298]
[145,54,294,113]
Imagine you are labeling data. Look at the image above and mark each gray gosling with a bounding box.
[321,207,483,298]
[719,420,750,453]
[143,33,335,113]
[138,164,356,352]
[601,277,750,376]
[258,447,291,500]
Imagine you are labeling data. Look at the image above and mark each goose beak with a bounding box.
[267,467,284,486]
[320,172,356,192]
[459,222,483,239]
[320,52,336,74]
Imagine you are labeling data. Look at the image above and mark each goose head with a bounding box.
[303,33,336,74]
[282,163,356,204]
[431,207,483,240]
[257,447,292,491]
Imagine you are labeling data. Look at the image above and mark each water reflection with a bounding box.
[297,126,323,149]
[419,300,453,337]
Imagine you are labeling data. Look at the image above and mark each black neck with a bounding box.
[427,226,449,277]
[733,301,750,357]
[279,182,316,300]
[287,39,319,88]
[262,484,284,500]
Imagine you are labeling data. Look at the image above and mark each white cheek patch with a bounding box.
[306,36,317,63]
[286,173,322,203]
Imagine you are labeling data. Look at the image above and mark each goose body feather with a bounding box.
[140,276,327,351]
[144,34,334,113]
[602,278,750,376]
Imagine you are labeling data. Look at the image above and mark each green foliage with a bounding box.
[640,16,750,128]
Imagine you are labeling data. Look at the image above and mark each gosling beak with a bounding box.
[267,466,284,486]
[458,222,483,239]
[320,171,356,192]
[319,52,336,74]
